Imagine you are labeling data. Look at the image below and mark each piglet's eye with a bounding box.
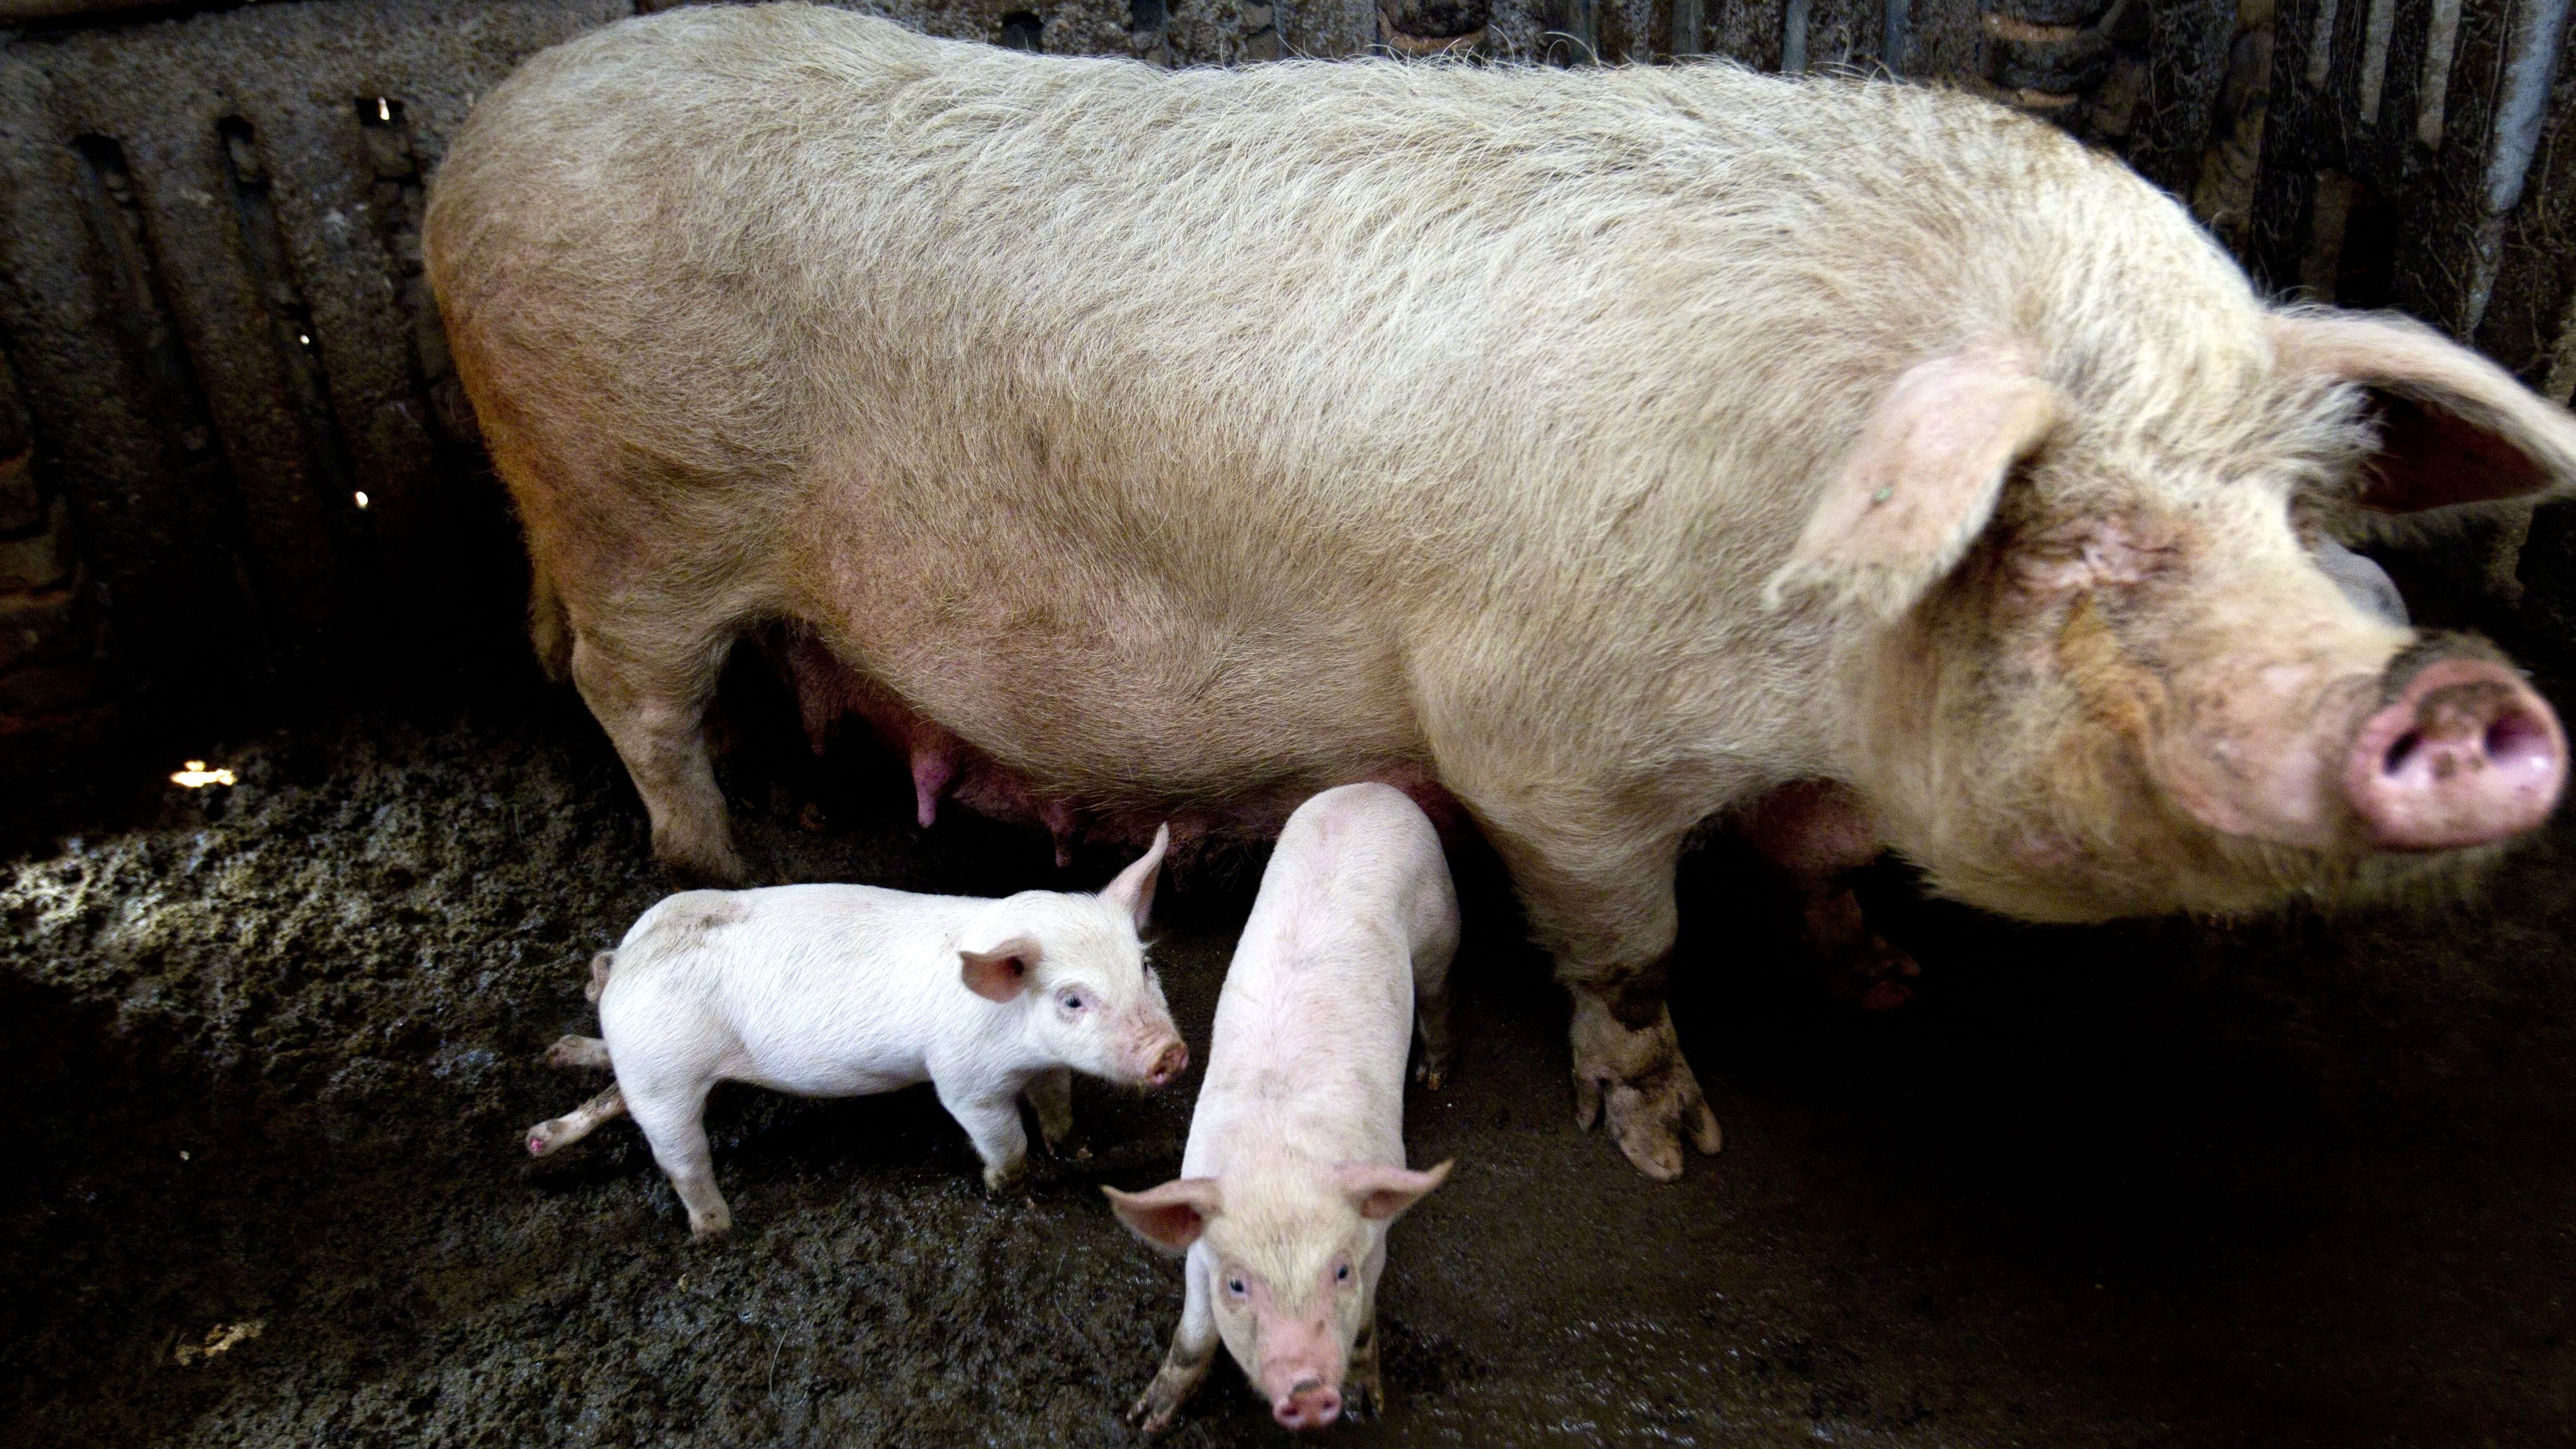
[1226,1276,1247,1298]
[1335,1262,1351,1284]
[1058,989,1087,1012]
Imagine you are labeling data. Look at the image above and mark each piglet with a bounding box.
[1105,785,1457,1433]
[528,827,1188,1237]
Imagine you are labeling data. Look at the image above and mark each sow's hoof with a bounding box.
[1569,999,1722,1181]
[654,825,748,890]
[1819,932,1923,1013]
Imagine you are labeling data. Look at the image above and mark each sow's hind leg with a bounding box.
[569,624,747,886]
[1484,817,1722,1181]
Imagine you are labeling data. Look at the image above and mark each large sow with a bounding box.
[425,4,2576,1181]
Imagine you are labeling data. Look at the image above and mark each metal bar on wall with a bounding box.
[2471,52,2576,378]
[2251,0,2330,293]
[2134,0,2238,197]
[2366,0,2437,185]
[2392,0,2571,335]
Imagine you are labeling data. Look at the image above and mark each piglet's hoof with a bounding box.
[1035,1120,1088,1161]
[983,1159,1026,1196]
[687,1212,732,1241]
[1125,1380,1187,1437]
[1569,999,1722,1181]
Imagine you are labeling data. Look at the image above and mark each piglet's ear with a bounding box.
[959,937,1041,1003]
[1099,823,1170,931]
[1103,1177,1221,1254]
[1333,1159,1453,1222]
[1765,347,2060,622]
[2268,310,2576,511]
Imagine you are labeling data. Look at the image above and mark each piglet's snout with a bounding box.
[1271,1379,1343,1431]
[2345,655,2567,851]
[1142,1038,1188,1088]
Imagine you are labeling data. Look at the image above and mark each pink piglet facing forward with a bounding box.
[1106,786,1458,1433]
[529,828,1186,1237]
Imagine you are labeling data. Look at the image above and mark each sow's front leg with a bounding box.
[1743,780,1920,1011]
[1494,821,1722,1180]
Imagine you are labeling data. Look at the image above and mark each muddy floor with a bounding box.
[5,660,2576,1448]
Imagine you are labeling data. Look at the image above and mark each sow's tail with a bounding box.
[529,555,573,682]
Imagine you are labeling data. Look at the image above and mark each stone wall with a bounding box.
[0,333,108,764]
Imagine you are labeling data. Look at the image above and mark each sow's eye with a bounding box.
[1225,1274,1248,1299]
[1334,1262,1352,1285]
[1056,988,1087,1013]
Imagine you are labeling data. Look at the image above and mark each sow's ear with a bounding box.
[1765,347,2060,621]
[2268,309,2576,511]
[1332,1159,1453,1222]
[1103,1177,1222,1254]
[1099,823,1171,932]
[959,937,1043,1003]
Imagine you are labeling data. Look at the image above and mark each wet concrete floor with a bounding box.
[4,671,2574,1446]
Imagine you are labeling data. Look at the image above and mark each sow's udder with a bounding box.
[761,627,1460,860]
[2343,645,2567,851]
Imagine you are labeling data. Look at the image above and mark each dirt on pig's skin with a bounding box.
[5,668,2576,1448]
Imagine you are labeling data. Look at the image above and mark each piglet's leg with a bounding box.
[625,1080,731,1238]
[1024,1066,1082,1157]
[938,1079,1030,1193]
[526,1085,626,1156]
[546,1034,612,1070]
[1343,1307,1384,1421]
[1412,952,1454,1093]
[1128,1244,1219,1436]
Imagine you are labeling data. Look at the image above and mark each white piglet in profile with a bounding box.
[1106,785,1457,1433]
[529,827,1188,1237]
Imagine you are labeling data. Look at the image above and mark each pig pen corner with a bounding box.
[10,0,2576,1446]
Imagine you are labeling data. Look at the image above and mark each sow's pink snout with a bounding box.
[2344,652,2568,851]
